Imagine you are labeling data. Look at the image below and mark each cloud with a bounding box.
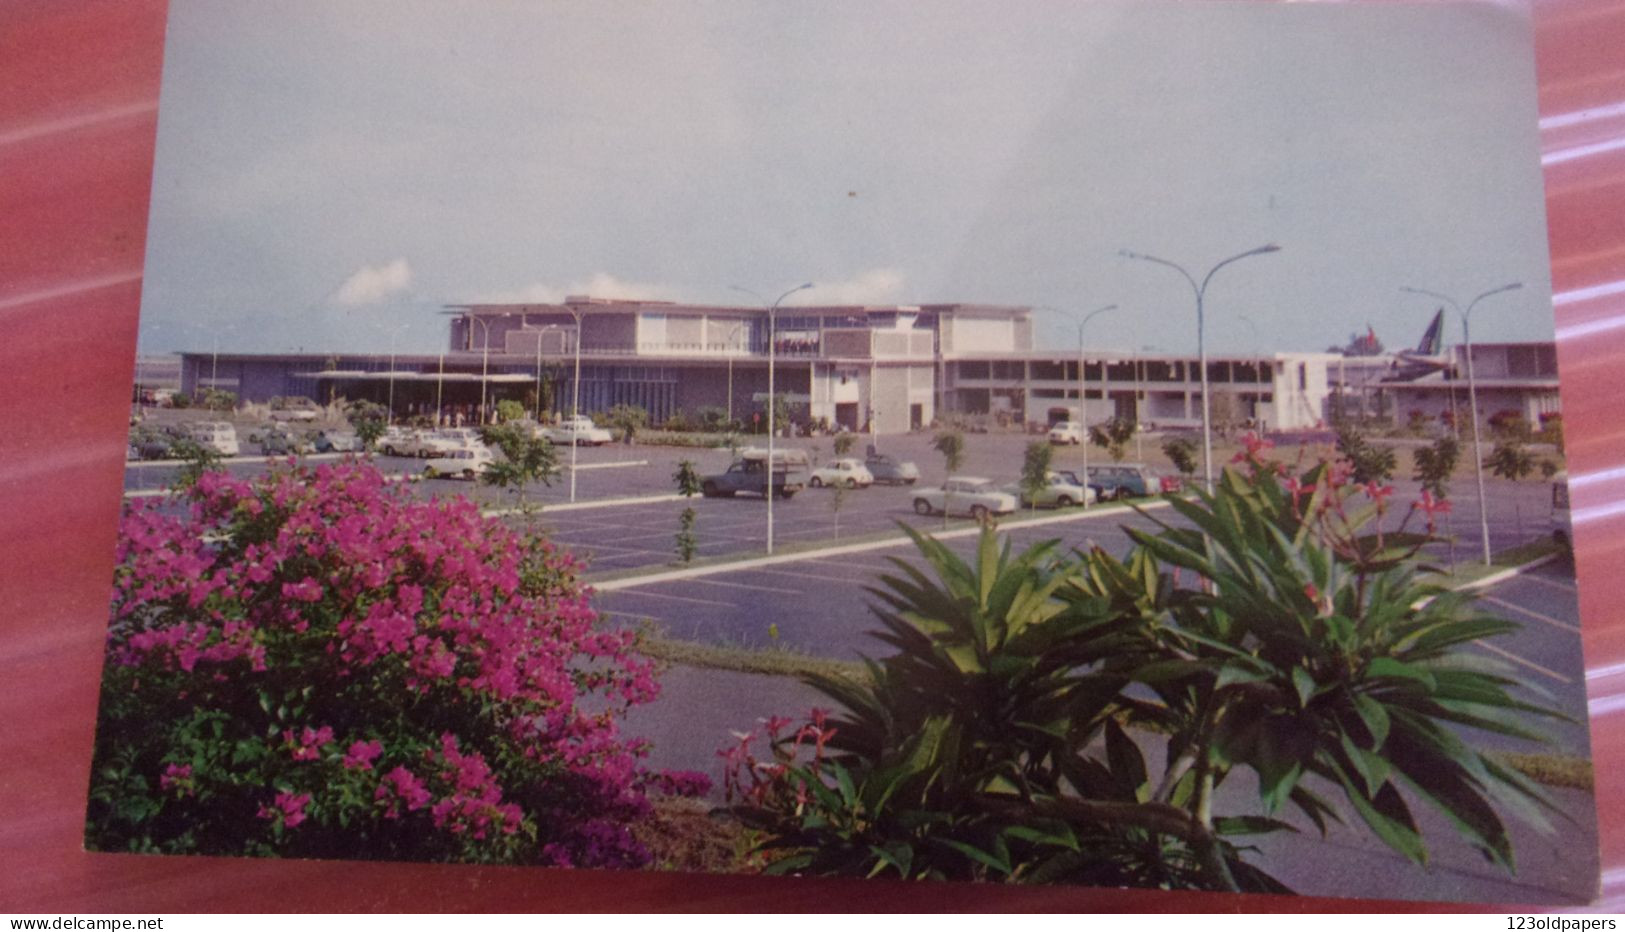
[789,268,907,306]
[331,258,413,306]
[473,272,679,305]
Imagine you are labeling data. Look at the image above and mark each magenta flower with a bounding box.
[342,739,384,771]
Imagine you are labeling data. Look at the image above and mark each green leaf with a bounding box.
[1105,718,1149,803]
[1214,816,1299,836]
[1291,666,1318,708]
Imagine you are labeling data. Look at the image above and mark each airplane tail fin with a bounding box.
[1416,308,1444,355]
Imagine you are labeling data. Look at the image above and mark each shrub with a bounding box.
[674,461,701,564]
[495,399,527,424]
[724,445,1560,890]
[1486,440,1536,483]
[1020,440,1053,511]
[1488,409,1532,441]
[344,400,389,449]
[1162,436,1199,477]
[606,404,649,445]
[479,423,560,507]
[87,460,703,865]
[1412,434,1460,500]
[1334,421,1396,484]
[199,389,237,413]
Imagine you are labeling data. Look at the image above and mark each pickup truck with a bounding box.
[701,450,808,499]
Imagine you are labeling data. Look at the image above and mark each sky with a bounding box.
[136,1,1555,358]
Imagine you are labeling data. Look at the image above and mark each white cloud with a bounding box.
[331,258,413,306]
[790,268,906,306]
[472,272,681,305]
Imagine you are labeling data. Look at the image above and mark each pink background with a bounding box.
[4,0,1623,911]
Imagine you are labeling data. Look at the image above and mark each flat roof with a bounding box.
[443,298,1031,319]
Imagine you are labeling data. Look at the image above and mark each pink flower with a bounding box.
[280,577,323,602]
[159,763,194,796]
[343,739,384,771]
[257,791,311,828]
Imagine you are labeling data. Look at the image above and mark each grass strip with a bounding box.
[1492,750,1593,792]
[641,636,871,685]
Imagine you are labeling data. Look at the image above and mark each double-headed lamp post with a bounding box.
[1041,304,1117,508]
[1120,244,1281,492]
[1400,282,1523,566]
[566,305,586,503]
[731,282,814,555]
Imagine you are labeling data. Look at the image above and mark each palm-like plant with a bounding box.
[727,452,1564,891]
[1109,460,1563,875]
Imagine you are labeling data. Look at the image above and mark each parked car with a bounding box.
[259,429,314,456]
[310,428,360,453]
[422,447,496,480]
[379,429,459,458]
[912,477,1019,520]
[185,421,240,457]
[268,397,322,422]
[809,458,873,489]
[130,425,182,461]
[863,448,920,485]
[542,416,613,446]
[1006,471,1096,508]
[1082,463,1162,501]
[701,449,808,499]
[434,427,489,450]
[1048,421,1085,445]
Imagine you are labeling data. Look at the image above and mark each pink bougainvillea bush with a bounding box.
[87,459,705,866]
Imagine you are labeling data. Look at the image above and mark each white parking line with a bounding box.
[1477,595,1582,634]
[1510,571,1579,595]
[1473,639,1574,685]
[568,460,649,471]
[483,493,682,517]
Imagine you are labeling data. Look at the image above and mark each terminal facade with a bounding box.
[175,296,1559,435]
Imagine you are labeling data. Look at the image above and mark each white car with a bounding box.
[421,447,496,480]
[268,399,321,423]
[912,477,1019,520]
[542,416,613,446]
[381,429,459,459]
[809,458,874,489]
[1048,421,1085,445]
[1006,471,1096,508]
[433,428,488,450]
[185,421,240,457]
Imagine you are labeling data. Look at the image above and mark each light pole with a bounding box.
[1121,244,1281,492]
[383,321,413,425]
[731,282,814,554]
[566,306,586,503]
[1401,282,1523,566]
[1041,304,1117,508]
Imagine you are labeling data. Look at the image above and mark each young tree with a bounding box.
[606,403,649,445]
[933,429,966,527]
[674,459,701,564]
[1020,440,1053,513]
[479,423,560,510]
[1162,435,1199,480]
[1412,434,1460,500]
[1334,421,1396,484]
[1088,417,1136,462]
[1486,439,1536,483]
[832,431,857,458]
[168,436,222,491]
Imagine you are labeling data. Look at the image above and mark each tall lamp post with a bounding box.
[1121,244,1281,492]
[468,313,504,425]
[565,305,586,503]
[731,282,814,554]
[1042,304,1118,508]
[1400,282,1522,566]
[383,320,414,425]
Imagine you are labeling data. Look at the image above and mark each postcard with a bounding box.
[97,0,1596,906]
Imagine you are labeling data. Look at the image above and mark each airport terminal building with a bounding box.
[175,296,1556,435]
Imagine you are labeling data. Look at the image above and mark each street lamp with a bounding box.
[533,324,565,425]
[731,282,815,555]
[1400,282,1523,566]
[383,320,414,425]
[1041,304,1117,508]
[1120,244,1281,492]
[564,305,586,503]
